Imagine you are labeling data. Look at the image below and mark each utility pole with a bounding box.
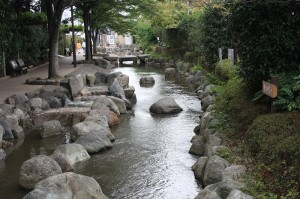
[71,1,77,67]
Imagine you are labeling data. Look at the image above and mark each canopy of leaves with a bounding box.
[229,0,300,90]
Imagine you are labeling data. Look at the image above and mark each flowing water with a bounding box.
[0,66,202,199]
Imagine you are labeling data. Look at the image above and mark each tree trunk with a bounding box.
[83,8,92,62]
[45,0,65,79]
[92,29,99,54]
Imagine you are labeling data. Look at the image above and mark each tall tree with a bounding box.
[45,0,70,78]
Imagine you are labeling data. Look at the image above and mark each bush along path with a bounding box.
[148,57,254,198]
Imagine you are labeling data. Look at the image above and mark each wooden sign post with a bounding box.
[262,76,278,113]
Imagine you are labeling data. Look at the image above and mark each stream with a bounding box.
[0,66,202,199]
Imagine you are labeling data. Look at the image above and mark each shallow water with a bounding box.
[0,66,202,199]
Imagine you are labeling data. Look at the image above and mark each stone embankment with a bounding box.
[147,57,253,199]
[0,63,136,198]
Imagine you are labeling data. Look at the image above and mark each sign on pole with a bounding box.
[262,81,278,98]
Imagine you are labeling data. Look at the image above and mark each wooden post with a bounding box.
[271,76,279,113]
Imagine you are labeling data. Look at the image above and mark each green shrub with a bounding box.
[245,113,300,197]
[214,59,236,81]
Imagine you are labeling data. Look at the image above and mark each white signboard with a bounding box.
[228,49,234,61]
[218,48,222,61]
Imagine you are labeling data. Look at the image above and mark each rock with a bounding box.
[12,125,24,139]
[71,120,114,141]
[0,125,4,142]
[139,76,155,85]
[212,146,229,156]
[50,154,74,172]
[84,114,109,130]
[75,132,113,153]
[13,108,25,121]
[0,149,6,160]
[227,189,253,199]
[86,74,96,86]
[19,155,62,189]
[193,125,201,135]
[80,86,109,96]
[107,96,127,114]
[26,90,40,99]
[23,172,109,199]
[200,111,214,133]
[54,86,71,99]
[39,92,63,109]
[0,104,13,115]
[165,67,176,78]
[94,72,108,85]
[41,100,50,110]
[29,98,43,109]
[66,100,94,108]
[150,97,183,114]
[0,119,14,140]
[204,134,222,157]
[32,107,89,127]
[202,95,215,111]
[195,189,222,199]
[222,165,247,181]
[192,156,208,181]
[89,108,120,127]
[69,75,85,99]
[124,86,135,98]
[107,72,122,85]
[116,74,129,88]
[189,136,205,156]
[210,179,245,199]
[5,114,19,129]
[109,78,126,99]
[41,120,63,138]
[52,144,90,166]
[203,155,230,186]
[92,96,120,116]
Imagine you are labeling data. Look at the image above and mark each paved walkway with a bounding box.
[0,54,86,103]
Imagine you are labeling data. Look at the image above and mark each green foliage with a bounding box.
[192,64,204,73]
[273,72,300,111]
[229,0,300,90]
[215,147,234,163]
[245,113,300,197]
[19,11,47,25]
[132,21,157,51]
[214,59,236,81]
[198,3,230,69]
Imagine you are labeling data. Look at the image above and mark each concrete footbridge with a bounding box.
[101,54,150,66]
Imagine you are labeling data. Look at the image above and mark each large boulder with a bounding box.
[0,104,13,115]
[69,75,85,99]
[222,165,247,181]
[89,108,120,127]
[0,118,14,140]
[165,67,176,78]
[203,155,230,186]
[192,156,208,181]
[189,135,205,156]
[0,149,6,160]
[71,121,114,153]
[139,76,155,85]
[19,155,62,189]
[107,72,122,85]
[29,98,43,110]
[94,72,108,85]
[116,74,129,88]
[91,96,120,116]
[52,144,90,166]
[108,78,126,99]
[201,95,215,112]
[204,134,222,157]
[124,86,135,99]
[149,97,183,114]
[107,96,127,114]
[195,189,222,199]
[40,120,63,138]
[227,189,253,199]
[206,179,245,199]
[0,125,4,142]
[23,172,109,199]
